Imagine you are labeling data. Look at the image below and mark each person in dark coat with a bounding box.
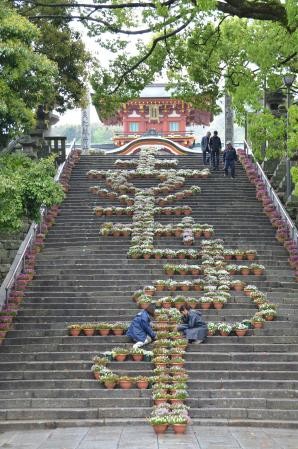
[201,131,211,165]
[178,305,208,344]
[223,141,237,178]
[126,304,156,348]
[209,131,222,171]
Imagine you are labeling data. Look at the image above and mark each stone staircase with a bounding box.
[0,153,297,430]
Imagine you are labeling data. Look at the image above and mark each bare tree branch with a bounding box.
[217,0,288,26]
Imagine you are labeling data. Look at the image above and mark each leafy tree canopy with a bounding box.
[0,3,58,147]
[10,0,91,113]
[0,153,64,233]
[12,1,297,118]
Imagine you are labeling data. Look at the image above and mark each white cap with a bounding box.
[226,141,232,145]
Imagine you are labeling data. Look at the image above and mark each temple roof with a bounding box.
[139,84,174,98]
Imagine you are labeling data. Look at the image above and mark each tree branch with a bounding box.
[111,15,194,93]
[217,0,288,26]
[20,0,177,10]
[29,14,153,34]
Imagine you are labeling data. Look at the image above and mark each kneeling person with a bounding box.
[126,304,156,349]
[178,304,208,344]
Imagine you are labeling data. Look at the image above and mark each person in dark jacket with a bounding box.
[178,305,208,344]
[209,131,222,171]
[126,304,156,348]
[223,141,237,178]
[201,131,211,165]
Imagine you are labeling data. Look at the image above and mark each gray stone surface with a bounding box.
[0,426,298,449]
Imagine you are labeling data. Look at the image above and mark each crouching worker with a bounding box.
[126,304,156,349]
[178,304,208,344]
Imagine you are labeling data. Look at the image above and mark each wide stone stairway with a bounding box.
[0,153,297,430]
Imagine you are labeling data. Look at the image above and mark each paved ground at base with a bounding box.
[0,425,297,449]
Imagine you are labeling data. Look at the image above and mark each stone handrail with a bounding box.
[0,139,76,309]
[244,139,298,243]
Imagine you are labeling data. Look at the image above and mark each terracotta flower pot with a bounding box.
[173,424,187,434]
[220,331,229,336]
[99,329,110,336]
[119,381,133,389]
[265,315,274,321]
[137,381,149,389]
[234,284,244,291]
[181,286,189,291]
[113,329,124,336]
[235,255,243,261]
[235,330,247,336]
[162,303,171,309]
[83,329,94,336]
[204,231,212,238]
[156,285,164,291]
[191,269,200,275]
[94,372,101,380]
[70,329,81,336]
[132,354,143,361]
[115,354,127,361]
[104,382,116,389]
[201,303,211,309]
[241,269,250,275]
[253,322,263,328]
[152,424,168,434]
[194,285,202,291]
[213,302,224,310]
[253,269,263,276]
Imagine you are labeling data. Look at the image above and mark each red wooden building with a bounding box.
[97,84,213,148]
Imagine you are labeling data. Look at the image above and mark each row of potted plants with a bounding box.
[67,321,129,336]
[163,263,265,276]
[238,150,298,280]
[114,158,178,169]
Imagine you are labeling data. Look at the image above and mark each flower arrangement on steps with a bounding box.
[67,321,129,336]
[238,149,298,281]
[85,147,277,433]
[0,150,81,345]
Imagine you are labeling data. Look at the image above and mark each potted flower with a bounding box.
[100,373,119,389]
[231,280,245,292]
[169,414,189,434]
[137,295,152,309]
[262,309,277,321]
[135,375,150,389]
[234,250,245,261]
[251,314,266,328]
[193,279,204,291]
[207,322,217,336]
[233,322,249,336]
[170,357,185,368]
[130,347,144,361]
[200,297,213,309]
[112,322,128,336]
[155,280,166,292]
[246,250,257,261]
[119,375,134,389]
[144,285,156,296]
[81,323,95,336]
[187,297,198,309]
[159,296,173,309]
[250,263,265,276]
[112,347,130,361]
[96,322,111,336]
[148,415,169,434]
[217,323,233,336]
[243,285,258,297]
[239,265,250,276]
[212,297,227,310]
[179,280,192,291]
[68,324,81,336]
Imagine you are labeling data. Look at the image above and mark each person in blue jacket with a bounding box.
[126,304,156,349]
[178,304,207,344]
[223,141,238,178]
